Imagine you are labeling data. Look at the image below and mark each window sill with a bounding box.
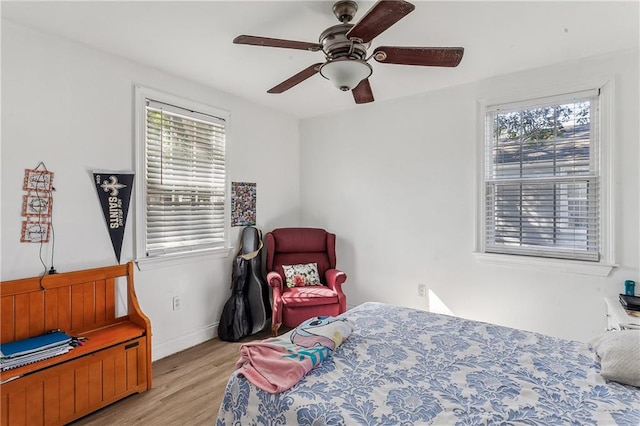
[135,247,234,271]
[474,252,617,277]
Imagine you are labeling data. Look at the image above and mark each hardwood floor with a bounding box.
[71,329,275,425]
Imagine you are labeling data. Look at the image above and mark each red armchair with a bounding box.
[266,228,347,335]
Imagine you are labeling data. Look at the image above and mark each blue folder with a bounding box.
[0,331,72,359]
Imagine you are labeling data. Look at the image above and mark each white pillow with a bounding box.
[589,330,640,387]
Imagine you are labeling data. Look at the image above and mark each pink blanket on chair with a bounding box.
[235,316,352,393]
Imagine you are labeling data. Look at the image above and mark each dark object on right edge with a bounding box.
[619,294,640,312]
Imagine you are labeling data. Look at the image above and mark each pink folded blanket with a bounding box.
[236,316,352,393]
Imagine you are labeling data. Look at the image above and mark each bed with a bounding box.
[216,302,640,425]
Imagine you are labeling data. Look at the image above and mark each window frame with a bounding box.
[134,86,232,270]
[475,79,616,277]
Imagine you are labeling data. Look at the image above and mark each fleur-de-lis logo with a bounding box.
[101,176,126,196]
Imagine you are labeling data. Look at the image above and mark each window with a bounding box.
[134,87,230,265]
[481,89,606,263]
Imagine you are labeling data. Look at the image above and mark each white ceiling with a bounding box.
[2,1,638,119]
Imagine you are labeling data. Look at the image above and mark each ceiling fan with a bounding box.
[233,0,464,104]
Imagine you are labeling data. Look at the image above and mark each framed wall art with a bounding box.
[22,194,53,217]
[23,169,54,192]
[231,181,257,227]
[20,221,50,243]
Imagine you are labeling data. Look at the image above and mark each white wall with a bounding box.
[1,21,300,359]
[300,49,639,343]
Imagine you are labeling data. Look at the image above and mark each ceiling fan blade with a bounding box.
[233,35,322,52]
[352,79,374,104]
[373,46,464,67]
[346,0,415,44]
[267,63,323,94]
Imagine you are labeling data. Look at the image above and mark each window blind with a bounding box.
[144,99,226,256]
[484,92,600,261]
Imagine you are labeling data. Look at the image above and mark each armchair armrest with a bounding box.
[325,268,347,292]
[325,268,347,314]
[267,271,284,291]
[267,271,284,336]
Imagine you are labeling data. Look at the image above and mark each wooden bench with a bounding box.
[0,262,152,425]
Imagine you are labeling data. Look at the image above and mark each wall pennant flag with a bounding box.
[92,172,134,263]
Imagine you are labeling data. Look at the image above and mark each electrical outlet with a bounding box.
[418,284,426,298]
[172,296,182,311]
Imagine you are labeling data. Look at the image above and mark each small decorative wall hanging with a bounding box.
[92,171,134,263]
[231,182,256,226]
[20,221,50,243]
[21,164,54,243]
[22,194,53,217]
[23,169,54,192]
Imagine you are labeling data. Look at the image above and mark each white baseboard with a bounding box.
[152,322,219,361]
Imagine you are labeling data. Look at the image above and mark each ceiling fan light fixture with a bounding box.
[234,1,465,103]
[319,59,372,91]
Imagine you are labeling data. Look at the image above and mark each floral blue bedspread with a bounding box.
[216,302,640,425]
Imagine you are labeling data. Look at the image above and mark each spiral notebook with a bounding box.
[0,331,71,359]
[0,345,72,371]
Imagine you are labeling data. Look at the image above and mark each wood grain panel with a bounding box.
[114,350,126,395]
[44,376,60,425]
[95,279,106,325]
[14,293,30,340]
[102,355,115,400]
[0,278,41,295]
[59,371,75,421]
[8,390,26,425]
[0,393,8,426]
[88,359,103,407]
[29,291,45,336]
[57,286,72,332]
[1,296,15,343]
[25,381,44,425]
[83,282,96,328]
[126,347,138,389]
[137,339,148,386]
[44,289,59,332]
[71,284,85,332]
[75,365,89,414]
[105,278,115,321]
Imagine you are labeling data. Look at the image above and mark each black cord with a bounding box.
[50,220,56,271]
[31,161,56,289]
[38,241,47,290]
